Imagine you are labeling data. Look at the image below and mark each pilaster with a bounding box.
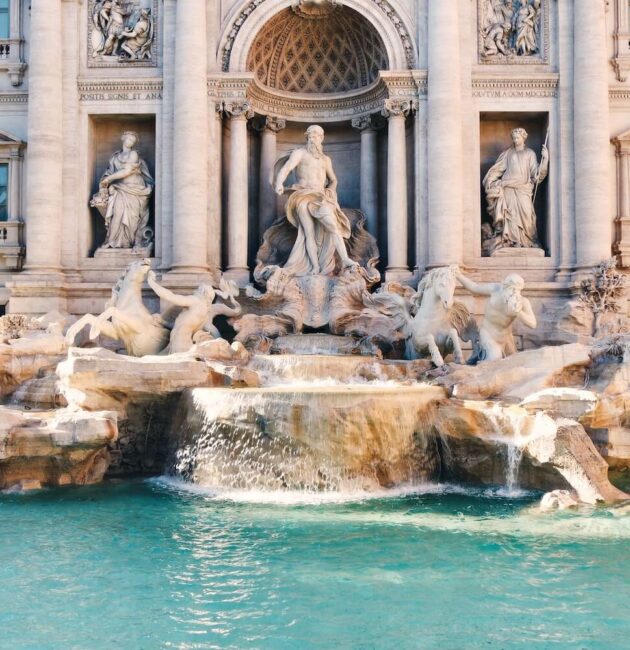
[170,0,209,276]
[573,0,612,271]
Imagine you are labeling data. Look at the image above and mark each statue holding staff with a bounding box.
[483,127,549,251]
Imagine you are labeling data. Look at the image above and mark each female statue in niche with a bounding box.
[482,127,548,252]
[91,131,154,250]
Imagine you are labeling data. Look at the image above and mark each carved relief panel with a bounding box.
[88,0,158,68]
[478,0,549,65]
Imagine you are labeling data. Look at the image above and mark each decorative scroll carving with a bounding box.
[88,0,158,68]
[292,0,340,19]
[478,0,548,65]
[222,0,415,72]
[351,116,374,131]
[223,100,255,121]
[247,7,388,94]
[382,98,414,118]
[253,115,287,134]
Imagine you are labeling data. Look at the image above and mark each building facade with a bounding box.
[0,0,624,330]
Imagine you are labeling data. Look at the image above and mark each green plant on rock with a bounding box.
[578,257,625,336]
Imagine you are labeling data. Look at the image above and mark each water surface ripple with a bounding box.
[0,480,628,649]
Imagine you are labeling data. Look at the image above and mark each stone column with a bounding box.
[256,116,286,237]
[574,0,611,269]
[382,100,412,281]
[171,0,209,274]
[24,0,63,273]
[225,101,254,286]
[207,100,223,275]
[351,115,379,238]
[61,0,80,276]
[427,0,463,267]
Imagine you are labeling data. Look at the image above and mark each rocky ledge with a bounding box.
[0,339,629,504]
[0,406,117,490]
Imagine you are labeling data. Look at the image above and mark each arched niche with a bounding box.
[221,0,416,75]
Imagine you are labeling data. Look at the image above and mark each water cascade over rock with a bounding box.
[170,385,445,491]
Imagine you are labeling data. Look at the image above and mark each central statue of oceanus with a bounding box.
[231,124,381,348]
[271,125,359,276]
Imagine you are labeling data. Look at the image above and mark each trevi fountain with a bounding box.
[1,0,630,648]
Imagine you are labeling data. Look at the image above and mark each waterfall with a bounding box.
[169,384,445,494]
[484,405,556,494]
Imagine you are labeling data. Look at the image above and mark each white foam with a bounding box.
[151,476,531,505]
[150,476,630,540]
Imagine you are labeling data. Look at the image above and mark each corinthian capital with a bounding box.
[223,101,254,121]
[381,99,415,119]
[253,115,287,133]
[351,116,374,132]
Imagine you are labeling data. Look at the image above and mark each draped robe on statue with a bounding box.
[273,152,352,276]
[101,152,154,249]
[483,146,547,249]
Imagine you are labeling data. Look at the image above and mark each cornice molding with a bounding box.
[472,74,559,98]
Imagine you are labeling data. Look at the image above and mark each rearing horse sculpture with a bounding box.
[404,265,474,367]
[65,258,170,356]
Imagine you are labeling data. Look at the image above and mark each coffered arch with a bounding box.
[220,0,416,75]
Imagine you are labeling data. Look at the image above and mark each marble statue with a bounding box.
[482,127,548,252]
[272,125,358,276]
[375,266,474,367]
[480,0,541,59]
[481,0,514,56]
[515,0,541,56]
[91,1,154,60]
[147,272,242,354]
[66,258,170,357]
[90,131,154,251]
[119,9,154,61]
[456,270,537,363]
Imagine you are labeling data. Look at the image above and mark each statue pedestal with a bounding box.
[93,245,154,268]
[297,275,335,329]
[490,247,545,259]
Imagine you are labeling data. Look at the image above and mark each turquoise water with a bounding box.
[1,480,630,650]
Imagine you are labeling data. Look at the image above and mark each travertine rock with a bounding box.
[58,347,259,413]
[433,400,628,503]
[539,490,579,511]
[0,406,117,489]
[0,345,67,398]
[171,385,447,491]
[578,361,630,467]
[434,343,592,401]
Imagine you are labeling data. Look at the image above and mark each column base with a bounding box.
[385,268,414,283]
[224,268,251,288]
[6,272,68,315]
[569,263,614,287]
